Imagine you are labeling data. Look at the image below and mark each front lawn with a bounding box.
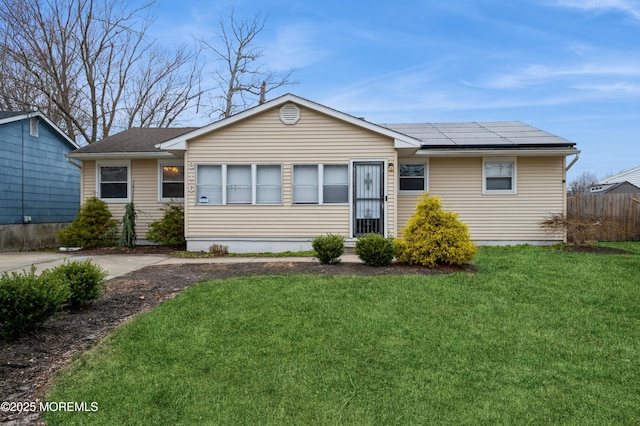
[45,244,640,425]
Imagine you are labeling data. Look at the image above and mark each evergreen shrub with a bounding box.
[54,260,108,310]
[355,233,395,267]
[57,197,118,248]
[312,234,345,264]
[0,267,70,338]
[146,203,185,247]
[395,193,477,267]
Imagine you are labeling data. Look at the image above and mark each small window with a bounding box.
[98,164,128,200]
[399,164,426,191]
[197,165,222,204]
[160,164,184,200]
[323,165,349,203]
[484,159,516,193]
[293,165,319,204]
[256,165,282,204]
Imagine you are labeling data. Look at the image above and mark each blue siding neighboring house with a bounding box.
[0,111,80,250]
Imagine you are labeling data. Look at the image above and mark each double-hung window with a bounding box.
[196,164,281,205]
[160,163,184,201]
[293,164,348,204]
[97,162,129,201]
[399,163,426,192]
[484,159,516,194]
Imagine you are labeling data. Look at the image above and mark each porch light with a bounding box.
[388,162,394,172]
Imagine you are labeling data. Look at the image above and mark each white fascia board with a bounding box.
[156,93,422,151]
[66,151,179,160]
[415,148,580,157]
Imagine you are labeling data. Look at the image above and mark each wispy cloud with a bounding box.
[476,63,640,89]
[263,23,331,71]
[549,0,640,21]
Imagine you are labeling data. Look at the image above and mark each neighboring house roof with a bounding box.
[0,110,79,149]
[68,127,198,159]
[599,165,640,187]
[589,181,640,194]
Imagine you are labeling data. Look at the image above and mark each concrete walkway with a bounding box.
[0,251,360,280]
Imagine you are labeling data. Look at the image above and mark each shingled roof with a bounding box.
[68,127,198,158]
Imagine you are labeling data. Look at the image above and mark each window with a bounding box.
[484,159,516,193]
[256,165,282,204]
[227,165,252,204]
[160,164,184,200]
[293,164,349,204]
[197,165,222,204]
[98,163,129,201]
[399,164,426,191]
[323,165,349,203]
[196,164,282,205]
[293,165,319,204]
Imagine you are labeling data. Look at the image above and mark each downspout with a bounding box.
[565,152,580,171]
[67,157,82,169]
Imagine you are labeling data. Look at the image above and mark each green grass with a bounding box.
[45,244,640,425]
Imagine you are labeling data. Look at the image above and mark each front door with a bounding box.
[353,161,385,237]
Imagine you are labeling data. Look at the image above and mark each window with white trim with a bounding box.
[160,163,184,200]
[197,165,222,204]
[399,163,426,192]
[196,164,282,205]
[97,163,129,201]
[293,164,349,204]
[483,159,516,194]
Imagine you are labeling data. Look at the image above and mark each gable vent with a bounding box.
[279,103,300,125]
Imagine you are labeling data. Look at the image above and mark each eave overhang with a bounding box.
[66,151,179,160]
[416,147,580,157]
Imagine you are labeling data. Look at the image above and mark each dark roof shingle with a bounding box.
[71,127,198,154]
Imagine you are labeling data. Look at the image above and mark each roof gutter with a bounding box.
[415,148,580,157]
[66,157,82,169]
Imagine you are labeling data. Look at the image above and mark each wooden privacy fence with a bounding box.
[566,193,640,242]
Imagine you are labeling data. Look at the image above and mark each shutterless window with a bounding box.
[197,165,222,204]
[323,165,349,203]
[256,165,282,204]
[161,165,184,199]
[226,165,252,204]
[485,161,515,193]
[399,164,426,191]
[293,165,319,204]
[99,165,128,199]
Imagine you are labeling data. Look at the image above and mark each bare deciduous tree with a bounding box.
[0,0,202,143]
[568,171,599,195]
[199,9,296,118]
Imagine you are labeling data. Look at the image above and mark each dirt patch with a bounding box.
[1,255,470,425]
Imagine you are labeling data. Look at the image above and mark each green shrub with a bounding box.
[54,260,108,310]
[119,202,137,248]
[355,233,396,267]
[146,203,185,248]
[312,234,345,264]
[0,267,70,339]
[395,193,477,267]
[58,197,118,248]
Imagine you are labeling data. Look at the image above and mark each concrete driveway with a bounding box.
[0,251,341,280]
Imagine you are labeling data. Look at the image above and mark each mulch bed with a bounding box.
[0,243,627,424]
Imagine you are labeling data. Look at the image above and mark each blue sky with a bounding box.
[152,0,640,183]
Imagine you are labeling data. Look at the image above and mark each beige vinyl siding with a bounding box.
[397,156,566,241]
[185,105,396,239]
[80,159,181,236]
